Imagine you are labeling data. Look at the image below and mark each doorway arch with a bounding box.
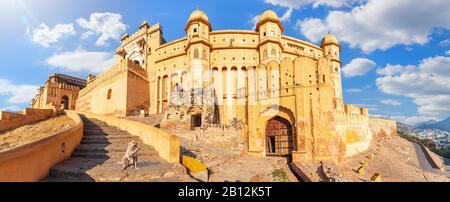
[61,95,69,110]
[265,116,294,156]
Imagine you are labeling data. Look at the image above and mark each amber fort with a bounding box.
[3,9,447,182]
[32,9,395,162]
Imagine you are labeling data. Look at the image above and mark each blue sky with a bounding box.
[0,0,449,125]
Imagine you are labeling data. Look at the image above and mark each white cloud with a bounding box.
[80,30,95,40]
[390,115,437,126]
[76,12,127,46]
[0,79,38,104]
[376,64,415,76]
[312,0,363,8]
[1,106,22,112]
[45,49,116,73]
[380,99,402,106]
[250,15,260,30]
[376,55,450,118]
[439,39,450,47]
[296,18,328,42]
[263,0,360,21]
[345,85,370,93]
[29,23,75,47]
[298,0,450,53]
[341,58,376,77]
[346,88,363,93]
[264,0,359,9]
[280,8,293,21]
[446,50,450,55]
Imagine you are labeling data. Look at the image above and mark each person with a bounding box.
[122,140,141,170]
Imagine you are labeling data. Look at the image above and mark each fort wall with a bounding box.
[0,108,54,132]
[76,60,149,117]
[0,111,83,182]
[369,117,397,138]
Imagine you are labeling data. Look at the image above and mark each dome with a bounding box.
[255,9,283,32]
[187,9,209,23]
[321,33,339,46]
[259,9,280,23]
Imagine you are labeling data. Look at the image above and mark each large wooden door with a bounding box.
[265,116,294,156]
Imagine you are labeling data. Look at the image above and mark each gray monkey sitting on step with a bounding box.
[122,140,141,170]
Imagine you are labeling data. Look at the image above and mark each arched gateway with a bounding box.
[61,96,69,110]
[265,116,294,156]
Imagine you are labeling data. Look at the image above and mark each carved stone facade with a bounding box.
[31,74,86,110]
[72,9,397,163]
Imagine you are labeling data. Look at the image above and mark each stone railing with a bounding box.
[0,108,54,132]
[0,111,83,182]
[78,111,180,163]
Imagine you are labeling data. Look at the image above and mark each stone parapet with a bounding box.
[0,111,83,181]
[0,108,54,132]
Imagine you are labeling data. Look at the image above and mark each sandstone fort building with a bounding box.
[32,9,397,163]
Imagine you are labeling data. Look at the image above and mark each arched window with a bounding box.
[107,89,112,100]
[263,50,268,58]
[194,48,199,59]
[202,49,207,60]
[212,67,219,89]
[271,48,276,56]
[231,67,238,96]
[222,67,227,98]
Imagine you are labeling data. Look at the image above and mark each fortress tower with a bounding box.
[256,10,283,64]
[321,33,343,106]
[185,9,212,89]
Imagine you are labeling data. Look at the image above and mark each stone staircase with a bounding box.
[43,116,192,182]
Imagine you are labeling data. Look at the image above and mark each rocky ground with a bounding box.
[0,116,74,152]
[177,134,298,182]
[337,134,450,182]
[121,116,449,182]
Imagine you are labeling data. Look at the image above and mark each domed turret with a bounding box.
[255,9,283,32]
[259,9,280,23]
[321,33,340,47]
[185,9,212,32]
[188,9,209,23]
[321,33,343,104]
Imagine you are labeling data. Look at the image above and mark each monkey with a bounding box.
[121,140,141,170]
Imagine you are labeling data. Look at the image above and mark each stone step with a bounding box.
[80,138,140,145]
[74,144,156,154]
[72,150,158,159]
[81,134,140,141]
[83,123,110,127]
[83,130,131,136]
[48,158,175,182]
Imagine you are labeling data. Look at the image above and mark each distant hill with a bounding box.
[397,122,414,131]
[415,117,450,132]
